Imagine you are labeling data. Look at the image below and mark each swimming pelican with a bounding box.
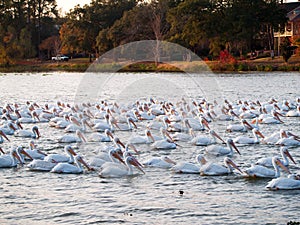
[0,130,10,143]
[151,128,176,150]
[24,140,47,160]
[99,156,145,178]
[286,105,300,117]
[266,174,300,190]
[128,129,155,144]
[58,130,87,143]
[275,135,300,147]
[257,110,284,124]
[43,145,77,163]
[89,129,114,142]
[0,147,23,168]
[191,129,225,146]
[171,154,205,174]
[89,148,125,168]
[205,138,241,156]
[233,128,264,145]
[64,117,92,133]
[226,119,253,132]
[200,157,242,176]
[262,129,288,145]
[50,155,93,174]
[243,156,290,178]
[115,117,137,131]
[143,155,176,168]
[255,147,296,168]
[14,125,41,139]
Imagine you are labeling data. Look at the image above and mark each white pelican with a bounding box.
[275,136,300,147]
[143,155,176,168]
[191,129,225,146]
[0,130,10,143]
[233,128,264,145]
[14,125,41,139]
[262,129,287,145]
[17,111,40,123]
[151,129,176,150]
[115,117,137,131]
[58,130,87,143]
[24,140,47,160]
[205,138,241,156]
[243,156,290,178]
[44,145,77,163]
[255,147,296,168]
[266,174,300,190]
[200,157,242,176]
[50,155,93,174]
[226,119,253,132]
[64,117,92,133]
[171,128,195,142]
[286,105,300,117]
[146,116,170,130]
[171,154,205,174]
[99,156,145,178]
[92,114,115,132]
[27,159,57,171]
[89,129,114,142]
[128,129,155,144]
[89,148,125,168]
[257,110,284,124]
[0,147,23,168]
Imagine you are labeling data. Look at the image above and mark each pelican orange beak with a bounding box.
[35,128,41,139]
[116,138,125,148]
[12,151,23,166]
[77,131,87,143]
[106,130,114,139]
[32,111,40,122]
[127,144,140,154]
[0,147,5,154]
[276,158,291,174]
[16,121,23,129]
[212,130,226,144]
[244,120,254,130]
[20,148,33,160]
[129,119,138,129]
[284,149,296,165]
[71,117,81,127]
[78,156,95,171]
[68,147,77,156]
[84,119,93,130]
[164,157,176,165]
[0,130,10,142]
[129,157,145,174]
[163,130,174,142]
[255,130,265,138]
[229,140,241,155]
[227,158,243,174]
[112,151,125,165]
[202,118,210,130]
[146,130,155,143]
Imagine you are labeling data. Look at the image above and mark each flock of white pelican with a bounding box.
[0,96,299,191]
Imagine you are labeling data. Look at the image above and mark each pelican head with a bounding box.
[227,139,241,155]
[75,130,87,142]
[127,156,145,174]
[253,128,264,138]
[224,157,243,174]
[17,146,33,160]
[76,155,94,171]
[209,130,226,144]
[32,126,41,139]
[282,147,296,165]
[113,137,125,148]
[0,130,10,142]
[273,157,290,174]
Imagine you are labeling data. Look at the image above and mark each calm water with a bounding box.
[0,71,299,225]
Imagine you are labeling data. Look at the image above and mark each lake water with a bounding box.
[0,71,299,225]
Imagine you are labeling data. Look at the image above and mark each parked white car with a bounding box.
[51,55,69,61]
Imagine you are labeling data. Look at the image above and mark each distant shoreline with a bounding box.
[1,56,299,73]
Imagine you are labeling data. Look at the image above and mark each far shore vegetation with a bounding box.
[1,0,300,72]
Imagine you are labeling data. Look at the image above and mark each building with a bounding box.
[274,2,300,55]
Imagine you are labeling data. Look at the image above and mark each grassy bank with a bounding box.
[1,55,300,73]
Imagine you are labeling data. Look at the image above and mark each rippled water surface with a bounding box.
[0,72,299,225]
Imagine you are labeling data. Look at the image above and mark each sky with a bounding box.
[56,0,299,14]
[56,0,91,14]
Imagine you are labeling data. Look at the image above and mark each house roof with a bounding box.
[281,2,300,13]
[287,5,300,21]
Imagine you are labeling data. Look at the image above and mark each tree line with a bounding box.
[0,0,289,64]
